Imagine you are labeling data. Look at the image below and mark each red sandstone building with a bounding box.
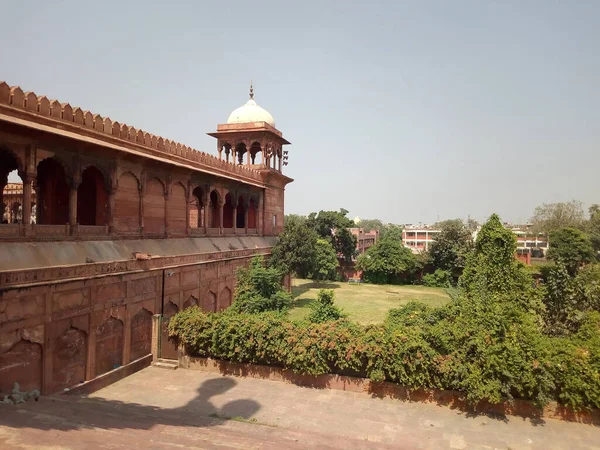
[349,227,378,255]
[0,82,292,396]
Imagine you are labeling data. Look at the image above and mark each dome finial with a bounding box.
[249,81,254,100]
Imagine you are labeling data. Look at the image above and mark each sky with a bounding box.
[2,1,599,225]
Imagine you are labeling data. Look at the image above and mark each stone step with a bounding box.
[152,359,178,370]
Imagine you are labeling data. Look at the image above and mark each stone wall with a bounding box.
[0,248,265,396]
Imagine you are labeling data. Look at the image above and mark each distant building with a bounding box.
[506,224,549,258]
[402,226,441,254]
[349,227,378,255]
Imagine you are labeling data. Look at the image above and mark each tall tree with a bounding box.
[356,234,416,284]
[306,209,357,262]
[587,204,600,253]
[547,227,596,275]
[310,239,339,282]
[530,200,585,235]
[270,220,319,279]
[459,214,542,312]
[428,219,473,279]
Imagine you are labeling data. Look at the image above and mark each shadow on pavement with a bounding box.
[0,377,261,432]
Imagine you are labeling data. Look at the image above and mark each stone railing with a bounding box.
[0,82,264,184]
[33,224,70,237]
[76,225,108,237]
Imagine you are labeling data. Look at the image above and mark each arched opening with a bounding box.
[114,172,140,233]
[95,317,124,377]
[143,177,165,235]
[236,195,246,229]
[223,193,234,229]
[53,327,87,392]
[183,296,198,310]
[250,142,261,164]
[130,308,153,362]
[160,302,179,360]
[0,148,25,224]
[77,166,108,226]
[37,158,69,225]
[222,143,232,162]
[204,291,217,312]
[219,287,232,311]
[190,186,205,228]
[248,198,257,229]
[235,143,247,165]
[0,339,43,396]
[170,182,187,235]
[210,190,220,228]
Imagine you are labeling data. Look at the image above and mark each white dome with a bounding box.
[227,98,275,127]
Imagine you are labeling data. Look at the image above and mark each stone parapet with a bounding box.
[0,81,263,185]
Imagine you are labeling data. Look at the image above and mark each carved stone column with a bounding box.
[203,191,209,233]
[244,207,249,234]
[22,173,33,227]
[107,186,116,234]
[218,200,224,235]
[69,177,80,231]
[232,196,238,234]
[185,187,190,236]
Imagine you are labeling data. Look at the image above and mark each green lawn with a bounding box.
[289,279,450,324]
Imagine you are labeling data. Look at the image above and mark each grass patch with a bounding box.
[208,413,276,427]
[289,278,450,324]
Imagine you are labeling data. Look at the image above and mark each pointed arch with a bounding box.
[77,166,108,225]
[95,317,124,376]
[114,172,140,232]
[53,327,87,392]
[249,141,262,164]
[204,290,217,312]
[236,194,247,229]
[0,339,42,396]
[223,193,235,229]
[143,177,165,235]
[130,308,153,361]
[169,181,187,234]
[219,286,232,311]
[248,197,257,229]
[209,189,220,228]
[183,295,198,310]
[37,157,69,225]
[191,186,205,228]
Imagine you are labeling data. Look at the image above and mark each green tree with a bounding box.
[547,227,595,275]
[307,289,346,323]
[587,204,600,253]
[310,238,339,282]
[270,219,319,278]
[306,209,357,262]
[356,218,384,233]
[459,214,542,312]
[356,235,416,284]
[429,219,474,280]
[531,200,585,235]
[232,256,291,313]
[284,214,307,227]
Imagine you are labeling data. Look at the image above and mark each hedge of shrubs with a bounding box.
[169,303,600,410]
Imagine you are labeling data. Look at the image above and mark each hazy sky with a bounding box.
[2,1,598,225]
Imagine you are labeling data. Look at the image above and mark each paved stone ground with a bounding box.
[1,367,599,449]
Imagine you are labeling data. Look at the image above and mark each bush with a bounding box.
[167,215,600,410]
[545,312,600,410]
[231,256,292,314]
[307,289,347,323]
[422,269,452,288]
